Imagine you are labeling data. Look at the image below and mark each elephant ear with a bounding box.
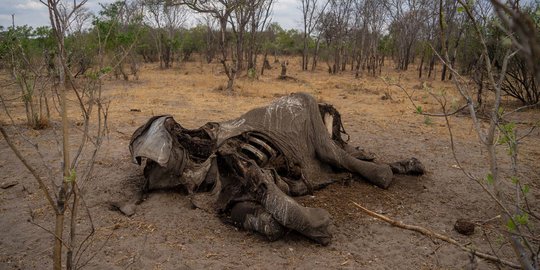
[129,115,173,166]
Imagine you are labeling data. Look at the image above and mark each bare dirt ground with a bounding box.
[1,57,539,269]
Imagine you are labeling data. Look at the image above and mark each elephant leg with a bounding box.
[314,139,394,189]
[229,201,285,241]
[389,157,425,175]
[243,161,333,245]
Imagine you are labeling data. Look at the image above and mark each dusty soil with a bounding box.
[1,57,539,269]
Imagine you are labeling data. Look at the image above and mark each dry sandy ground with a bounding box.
[1,58,539,269]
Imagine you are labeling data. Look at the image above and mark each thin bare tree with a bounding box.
[145,0,188,68]
[183,0,241,91]
[299,0,328,71]
[1,1,139,269]
[246,0,274,72]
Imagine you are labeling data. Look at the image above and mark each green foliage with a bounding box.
[522,184,530,195]
[450,97,460,111]
[87,66,113,79]
[486,173,494,185]
[34,26,55,49]
[0,25,55,63]
[507,213,529,232]
[423,115,432,125]
[101,66,113,74]
[497,107,505,117]
[92,1,143,51]
[507,218,517,232]
[247,68,257,79]
[498,122,516,144]
[509,176,530,195]
[498,122,518,156]
[378,35,393,56]
[267,22,283,36]
[531,3,540,27]
[516,213,529,225]
[179,25,206,61]
[481,5,540,105]
[455,20,483,74]
[495,234,505,245]
[64,168,77,183]
[273,26,302,55]
[0,25,55,128]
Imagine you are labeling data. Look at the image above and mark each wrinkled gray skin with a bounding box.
[129,92,424,245]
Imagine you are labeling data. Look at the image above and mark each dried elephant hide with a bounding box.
[129,92,424,245]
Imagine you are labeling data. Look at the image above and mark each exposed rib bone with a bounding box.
[248,136,277,159]
[241,143,268,165]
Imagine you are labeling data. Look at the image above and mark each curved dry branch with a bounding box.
[352,201,521,269]
[0,125,58,214]
[28,220,69,249]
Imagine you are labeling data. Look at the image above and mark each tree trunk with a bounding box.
[53,211,65,270]
[448,47,459,80]
[419,53,425,78]
[441,63,447,81]
[247,47,254,70]
[302,33,308,71]
[66,189,79,270]
[280,61,288,78]
[54,36,70,269]
[311,38,321,71]
[236,31,244,73]
[333,47,340,74]
[341,48,347,72]
[261,52,271,75]
[428,56,435,78]
[226,72,236,91]
[404,43,412,71]
[379,55,383,75]
[156,32,163,69]
[476,71,484,107]
[162,33,171,69]
[218,16,235,92]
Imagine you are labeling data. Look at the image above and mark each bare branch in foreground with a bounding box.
[0,125,57,213]
[351,201,521,269]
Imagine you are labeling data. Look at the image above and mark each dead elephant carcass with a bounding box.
[129,92,424,245]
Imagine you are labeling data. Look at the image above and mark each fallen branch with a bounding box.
[351,201,520,269]
[0,125,57,213]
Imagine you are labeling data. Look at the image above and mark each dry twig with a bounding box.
[351,201,521,269]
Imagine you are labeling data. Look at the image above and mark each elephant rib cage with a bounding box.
[239,133,278,167]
